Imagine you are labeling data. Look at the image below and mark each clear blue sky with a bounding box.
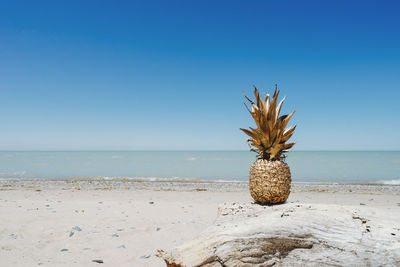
[1,0,399,150]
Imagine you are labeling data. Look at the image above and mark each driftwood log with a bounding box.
[158,202,400,266]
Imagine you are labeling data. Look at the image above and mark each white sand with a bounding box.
[0,180,399,266]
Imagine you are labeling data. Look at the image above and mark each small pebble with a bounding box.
[148,201,154,204]
[8,234,17,239]
[391,233,396,236]
[69,231,74,237]
[156,227,161,231]
[60,249,69,252]
[73,226,82,231]
[117,245,126,249]
[92,259,103,264]
[140,254,151,259]
[111,233,119,237]
[360,203,366,206]
[83,248,91,250]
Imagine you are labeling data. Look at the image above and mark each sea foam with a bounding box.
[378,179,400,185]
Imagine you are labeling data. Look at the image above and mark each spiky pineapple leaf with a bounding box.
[240,85,296,160]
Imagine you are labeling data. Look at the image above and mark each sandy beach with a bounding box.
[0,180,399,266]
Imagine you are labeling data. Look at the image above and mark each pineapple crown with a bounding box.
[240,85,296,161]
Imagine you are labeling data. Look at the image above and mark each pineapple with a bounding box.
[240,85,296,204]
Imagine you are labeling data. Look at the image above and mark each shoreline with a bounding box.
[1,179,399,194]
[1,176,399,185]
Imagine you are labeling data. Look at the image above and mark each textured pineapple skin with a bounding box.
[249,159,291,204]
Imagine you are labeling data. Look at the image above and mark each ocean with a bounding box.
[0,151,399,184]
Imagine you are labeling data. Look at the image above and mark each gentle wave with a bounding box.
[0,176,212,183]
[377,179,400,185]
[1,176,400,186]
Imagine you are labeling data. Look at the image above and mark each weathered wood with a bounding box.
[157,202,400,266]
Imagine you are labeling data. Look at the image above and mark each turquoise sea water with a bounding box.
[0,151,399,184]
